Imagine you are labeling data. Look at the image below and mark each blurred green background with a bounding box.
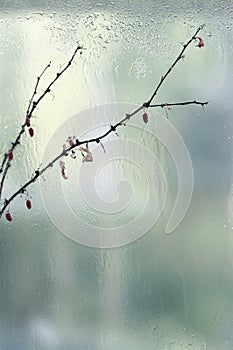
[1,1,233,349]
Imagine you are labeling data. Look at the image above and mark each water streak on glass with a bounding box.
[0,1,233,349]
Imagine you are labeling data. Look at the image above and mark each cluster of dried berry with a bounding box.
[5,198,32,221]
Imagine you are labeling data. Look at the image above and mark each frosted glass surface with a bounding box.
[0,1,233,349]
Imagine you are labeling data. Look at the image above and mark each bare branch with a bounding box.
[0,27,208,218]
[0,44,83,201]
[26,61,51,116]
[150,100,208,108]
[143,24,205,108]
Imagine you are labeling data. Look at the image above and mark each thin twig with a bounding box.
[0,44,82,201]
[143,24,205,108]
[150,100,208,108]
[0,98,207,217]
[0,27,207,218]
[26,61,51,116]
[0,163,10,201]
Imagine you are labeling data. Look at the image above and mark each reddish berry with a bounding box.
[29,127,34,137]
[5,212,12,221]
[68,137,75,146]
[142,112,149,124]
[197,37,204,48]
[26,199,32,209]
[8,150,13,161]
[25,117,31,127]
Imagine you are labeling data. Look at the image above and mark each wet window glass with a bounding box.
[0,1,233,349]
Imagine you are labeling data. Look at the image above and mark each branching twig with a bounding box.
[0,27,208,218]
[26,61,51,116]
[0,98,208,216]
[143,24,205,108]
[150,100,208,108]
[0,44,83,201]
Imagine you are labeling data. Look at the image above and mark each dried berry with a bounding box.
[29,127,34,137]
[25,117,30,127]
[68,136,75,146]
[59,160,68,179]
[79,146,93,163]
[142,112,148,124]
[26,199,32,209]
[8,150,13,161]
[197,37,204,48]
[5,212,12,221]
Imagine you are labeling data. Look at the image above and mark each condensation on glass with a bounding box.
[0,1,233,349]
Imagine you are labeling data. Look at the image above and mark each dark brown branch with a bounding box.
[150,100,208,108]
[26,61,51,116]
[0,97,208,217]
[0,27,207,218]
[0,44,82,201]
[144,24,205,108]
[0,163,10,199]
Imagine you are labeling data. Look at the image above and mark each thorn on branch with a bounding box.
[100,142,105,153]
[71,150,76,159]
